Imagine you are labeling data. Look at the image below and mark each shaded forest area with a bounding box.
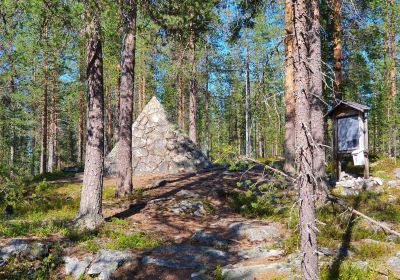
[0,0,396,173]
[0,0,399,279]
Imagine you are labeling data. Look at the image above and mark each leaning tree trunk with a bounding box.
[332,0,343,102]
[188,17,197,144]
[292,0,319,278]
[77,0,105,230]
[283,0,296,174]
[310,0,326,198]
[116,0,137,197]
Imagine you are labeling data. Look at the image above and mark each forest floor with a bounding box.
[2,159,400,279]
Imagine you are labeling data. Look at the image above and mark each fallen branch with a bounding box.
[241,157,296,182]
[241,156,400,238]
[327,195,400,238]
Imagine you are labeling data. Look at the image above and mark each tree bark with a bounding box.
[245,47,251,157]
[40,25,49,174]
[188,17,197,144]
[115,51,121,144]
[77,0,105,230]
[116,0,137,197]
[389,0,397,157]
[205,39,210,155]
[48,70,58,172]
[78,56,86,163]
[177,50,185,131]
[310,0,326,198]
[105,84,113,154]
[292,0,319,277]
[332,0,343,101]
[283,0,296,174]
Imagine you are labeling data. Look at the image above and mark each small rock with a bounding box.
[87,249,131,280]
[170,199,206,217]
[151,179,167,188]
[63,256,92,279]
[372,177,384,186]
[176,190,200,198]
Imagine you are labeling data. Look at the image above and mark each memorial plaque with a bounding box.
[337,116,360,152]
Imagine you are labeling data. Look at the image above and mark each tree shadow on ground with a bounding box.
[327,193,363,279]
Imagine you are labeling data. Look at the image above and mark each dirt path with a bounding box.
[94,169,296,279]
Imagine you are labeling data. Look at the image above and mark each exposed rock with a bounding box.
[0,240,48,265]
[395,168,400,179]
[170,199,206,216]
[87,249,131,280]
[191,231,228,247]
[105,97,212,176]
[190,270,212,280]
[142,256,200,269]
[142,244,229,270]
[387,181,400,188]
[221,262,289,280]
[237,246,283,259]
[228,221,281,242]
[63,256,92,279]
[387,252,400,271]
[334,174,385,196]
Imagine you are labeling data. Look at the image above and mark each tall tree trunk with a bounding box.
[116,0,137,197]
[142,73,146,109]
[105,84,113,154]
[48,70,58,172]
[77,0,105,230]
[40,26,49,174]
[332,0,343,101]
[188,18,197,144]
[292,0,319,277]
[245,47,251,157]
[177,51,185,131]
[284,0,296,174]
[389,0,397,157]
[115,57,122,143]
[205,39,210,155]
[78,56,86,163]
[310,0,326,198]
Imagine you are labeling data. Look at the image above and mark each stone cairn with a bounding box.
[105,96,211,175]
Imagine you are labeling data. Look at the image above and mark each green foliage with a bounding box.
[354,241,390,260]
[228,178,290,219]
[105,231,163,250]
[320,261,379,280]
[214,265,224,280]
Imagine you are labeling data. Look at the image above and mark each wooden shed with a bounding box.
[327,101,370,179]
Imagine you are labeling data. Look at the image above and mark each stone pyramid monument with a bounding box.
[105,96,211,176]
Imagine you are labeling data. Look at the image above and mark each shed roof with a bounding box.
[327,100,369,117]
